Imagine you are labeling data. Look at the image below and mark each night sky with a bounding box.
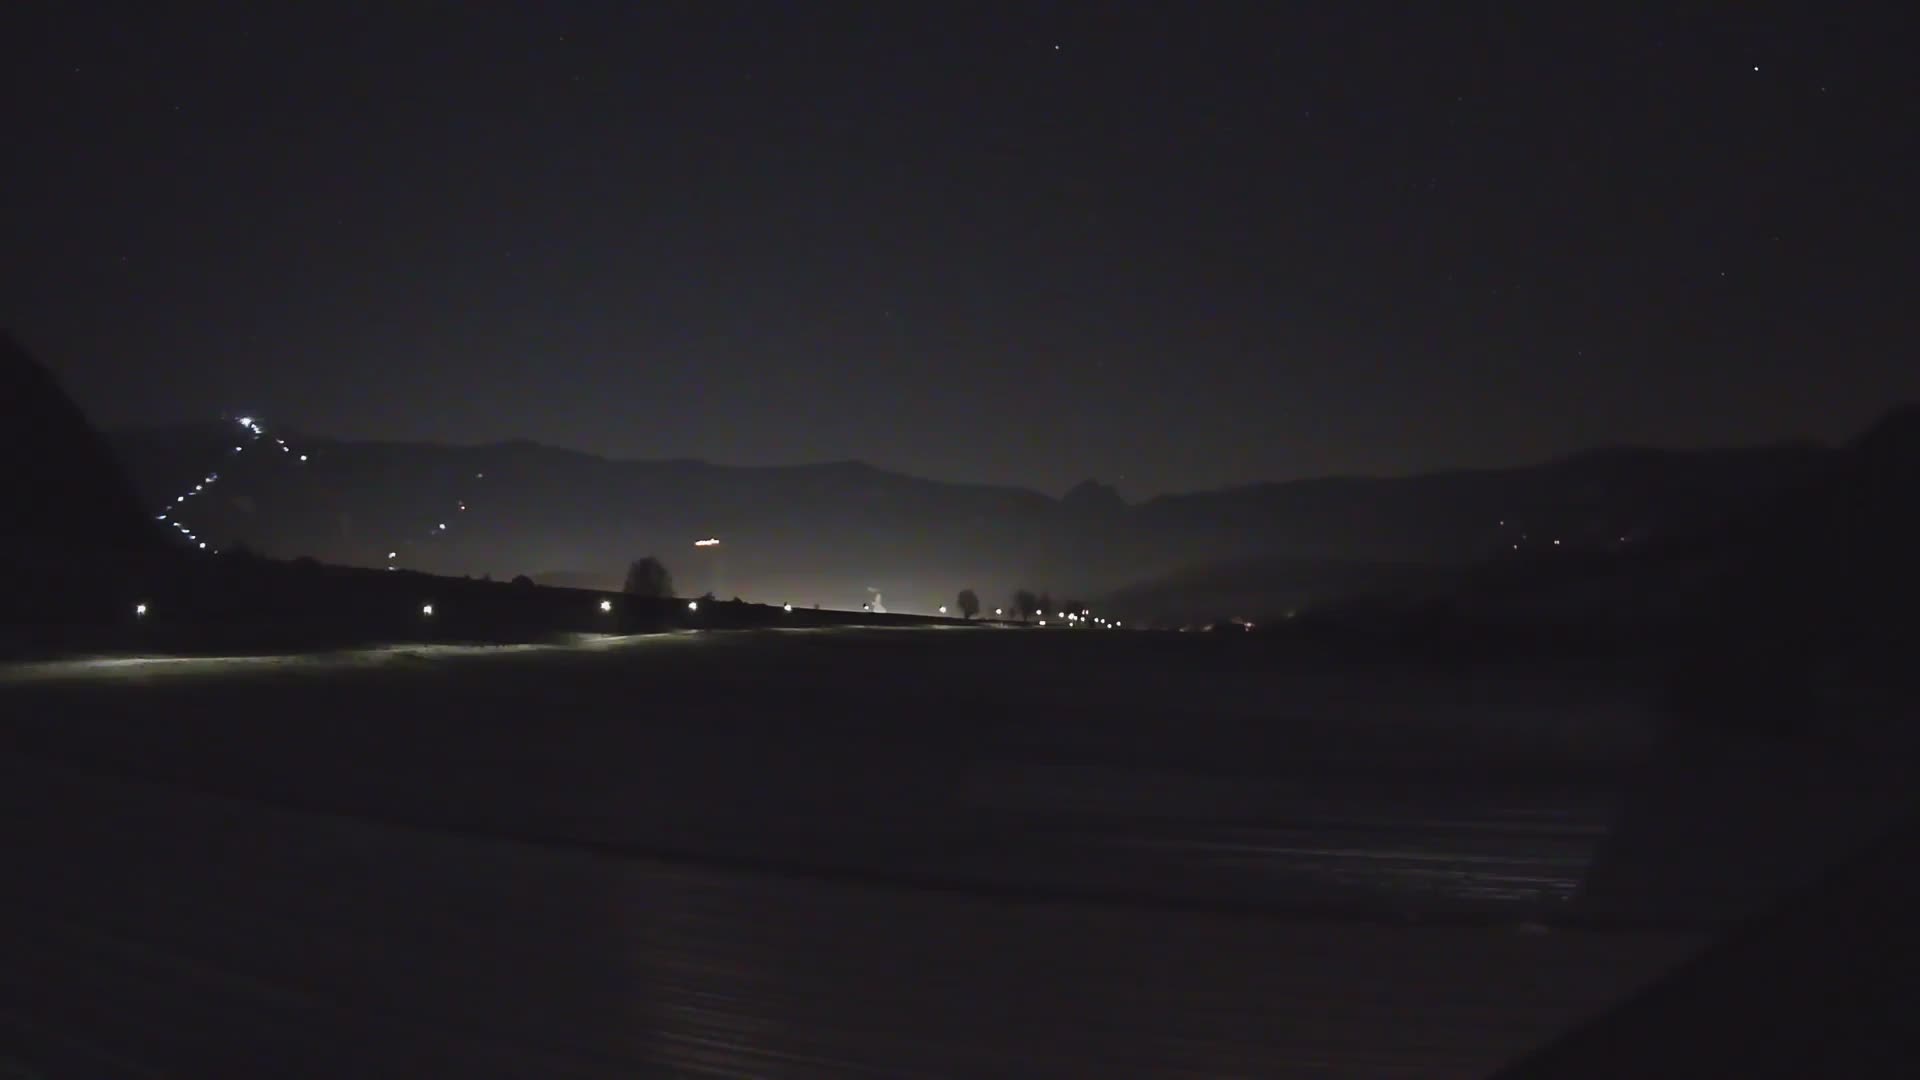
[6,4,1915,496]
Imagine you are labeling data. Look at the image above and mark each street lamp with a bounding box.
[598,599,613,613]
[687,600,699,612]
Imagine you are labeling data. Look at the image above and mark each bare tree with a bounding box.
[624,556,674,598]
[957,588,980,620]
[1012,589,1040,622]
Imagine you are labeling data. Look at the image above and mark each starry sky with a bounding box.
[5,3,1915,496]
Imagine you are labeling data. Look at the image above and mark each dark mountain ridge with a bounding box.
[104,421,1844,616]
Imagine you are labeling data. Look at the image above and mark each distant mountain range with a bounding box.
[104,420,1852,619]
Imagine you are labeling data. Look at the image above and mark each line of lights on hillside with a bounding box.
[159,414,494,573]
[156,415,313,553]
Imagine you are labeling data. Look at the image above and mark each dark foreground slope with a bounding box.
[0,331,166,562]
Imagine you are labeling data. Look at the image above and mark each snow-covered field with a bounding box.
[4,627,1660,919]
[0,627,1754,1075]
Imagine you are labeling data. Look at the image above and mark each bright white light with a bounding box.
[687,600,699,612]
[437,523,447,531]
[234,446,242,452]
[176,496,185,503]
[694,537,720,547]
[237,416,252,427]
[938,605,948,614]
[421,603,434,617]
[197,542,207,549]
[783,603,793,612]
[1056,612,1064,619]
[387,551,397,559]
[994,608,1003,616]
[1038,619,1047,626]
[598,599,613,613]
[1553,539,1562,546]
[298,454,308,462]
[134,602,147,617]
[194,484,202,492]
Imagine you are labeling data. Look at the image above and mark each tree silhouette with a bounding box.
[511,574,534,587]
[624,556,674,598]
[957,588,980,620]
[1012,589,1040,622]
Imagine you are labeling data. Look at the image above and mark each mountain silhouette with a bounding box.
[106,420,1843,615]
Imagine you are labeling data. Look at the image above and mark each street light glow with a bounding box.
[938,605,948,614]
[134,602,147,617]
[421,603,434,616]
[687,600,699,612]
[598,599,613,613]
[783,603,793,612]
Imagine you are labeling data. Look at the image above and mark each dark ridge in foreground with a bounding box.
[1,330,166,560]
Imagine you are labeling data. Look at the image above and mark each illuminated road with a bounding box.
[1,630,1703,1075]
